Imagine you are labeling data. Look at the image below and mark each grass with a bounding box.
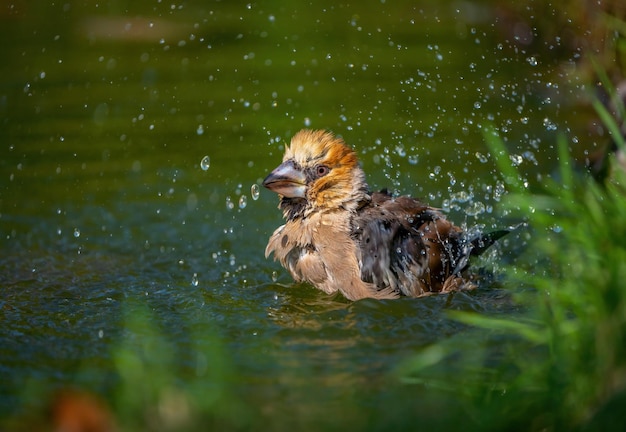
[398,116,626,430]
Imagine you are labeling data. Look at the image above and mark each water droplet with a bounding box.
[523,151,538,166]
[200,155,210,171]
[196,125,204,135]
[271,271,278,282]
[465,201,486,216]
[225,196,235,210]
[251,184,260,200]
[509,154,523,166]
[450,190,472,203]
[441,199,452,212]
[98,329,104,338]
[428,165,441,179]
[542,117,557,131]
[394,145,406,157]
[475,152,488,163]
[73,228,81,238]
[447,172,456,186]
[238,195,247,209]
[191,272,199,286]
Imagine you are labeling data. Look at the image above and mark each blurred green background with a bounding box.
[1,0,623,430]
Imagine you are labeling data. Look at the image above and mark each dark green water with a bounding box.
[0,1,597,429]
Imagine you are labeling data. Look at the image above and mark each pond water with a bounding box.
[0,1,600,429]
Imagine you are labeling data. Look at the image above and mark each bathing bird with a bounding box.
[262,129,507,300]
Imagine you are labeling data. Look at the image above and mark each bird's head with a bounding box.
[263,129,369,219]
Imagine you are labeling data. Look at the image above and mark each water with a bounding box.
[0,1,598,429]
[200,155,210,171]
[250,183,260,200]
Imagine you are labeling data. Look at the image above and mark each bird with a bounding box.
[262,129,508,301]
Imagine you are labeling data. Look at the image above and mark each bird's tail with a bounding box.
[469,229,511,257]
[451,223,522,275]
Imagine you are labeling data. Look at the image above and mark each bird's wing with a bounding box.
[352,191,442,296]
[265,222,330,287]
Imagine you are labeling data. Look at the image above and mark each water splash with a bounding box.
[475,152,488,163]
[191,272,199,287]
[251,184,260,200]
[509,154,523,166]
[200,155,210,171]
[465,201,486,217]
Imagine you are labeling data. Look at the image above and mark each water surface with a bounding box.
[0,1,595,429]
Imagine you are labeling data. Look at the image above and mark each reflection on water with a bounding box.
[0,0,595,428]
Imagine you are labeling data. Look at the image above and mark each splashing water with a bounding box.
[200,156,210,171]
[465,201,486,217]
[225,196,235,210]
[475,152,488,163]
[251,184,260,200]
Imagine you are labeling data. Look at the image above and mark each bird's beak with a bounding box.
[262,161,306,198]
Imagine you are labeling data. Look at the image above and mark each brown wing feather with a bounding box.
[353,190,465,296]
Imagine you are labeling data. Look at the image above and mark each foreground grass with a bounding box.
[399,126,626,431]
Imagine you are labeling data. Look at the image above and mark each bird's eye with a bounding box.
[315,165,330,177]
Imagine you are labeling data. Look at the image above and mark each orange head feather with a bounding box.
[263,129,370,219]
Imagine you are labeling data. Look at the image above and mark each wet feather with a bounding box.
[263,129,506,301]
